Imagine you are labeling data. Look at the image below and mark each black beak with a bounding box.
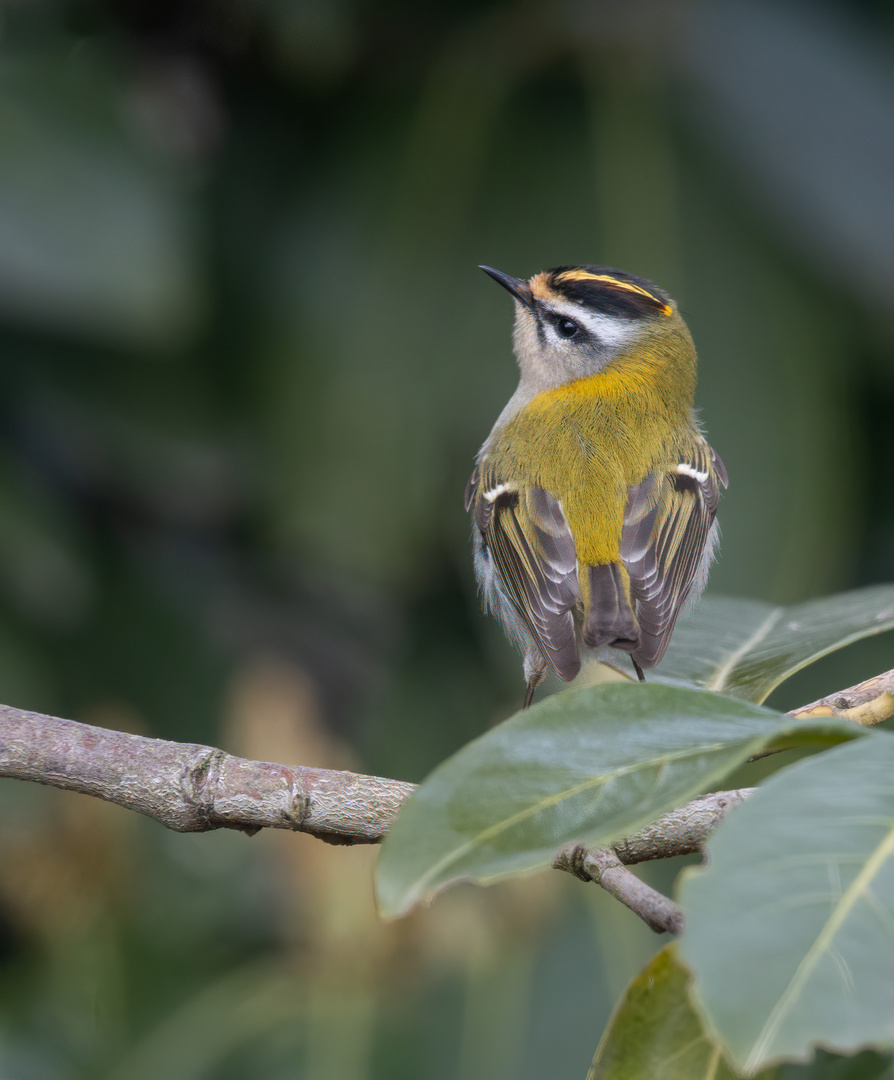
[479,265,534,308]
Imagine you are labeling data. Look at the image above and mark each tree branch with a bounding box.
[0,704,413,845]
[1,667,890,935]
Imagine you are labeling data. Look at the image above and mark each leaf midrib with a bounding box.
[397,738,753,908]
[707,609,782,694]
[744,820,894,1072]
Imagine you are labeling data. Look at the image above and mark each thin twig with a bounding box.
[552,790,753,934]
[748,668,894,763]
[554,844,685,934]
[790,667,894,727]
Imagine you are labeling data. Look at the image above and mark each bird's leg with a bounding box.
[523,661,547,708]
[632,658,645,682]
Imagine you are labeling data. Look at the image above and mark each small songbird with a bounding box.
[465,265,727,707]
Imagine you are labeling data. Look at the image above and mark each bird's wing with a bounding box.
[466,464,581,681]
[619,442,727,668]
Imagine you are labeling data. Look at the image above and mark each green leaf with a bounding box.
[654,586,894,702]
[376,683,862,917]
[590,946,891,1080]
[678,734,894,1074]
[589,944,773,1079]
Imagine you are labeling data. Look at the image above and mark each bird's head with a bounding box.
[479,264,692,392]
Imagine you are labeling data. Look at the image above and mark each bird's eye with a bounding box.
[555,317,580,339]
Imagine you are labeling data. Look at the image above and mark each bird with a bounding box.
[465,264,727,708]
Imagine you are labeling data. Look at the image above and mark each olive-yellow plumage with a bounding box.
[466,264,727,707]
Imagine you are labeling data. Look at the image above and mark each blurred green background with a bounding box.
[0,0,892,1077]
